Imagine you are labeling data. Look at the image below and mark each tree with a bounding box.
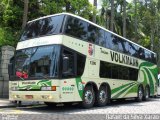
[123,0,126,38]
[93,0,97,23]
[0,0,96,47]
[22,0,29,29]
[110,0,114,31]
[134,0,138,40]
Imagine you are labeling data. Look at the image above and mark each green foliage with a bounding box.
[0,27,18,47]
[0,0,95,47]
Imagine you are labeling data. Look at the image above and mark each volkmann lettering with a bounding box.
[110,51,138,67]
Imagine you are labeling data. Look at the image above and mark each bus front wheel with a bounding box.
[96,86,108,107]
[81,85,95,109]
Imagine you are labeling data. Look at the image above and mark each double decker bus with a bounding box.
[9,13,158,108]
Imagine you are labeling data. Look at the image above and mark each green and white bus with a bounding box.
[9,13,158,108]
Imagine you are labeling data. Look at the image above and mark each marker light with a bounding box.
[51,86,56,91]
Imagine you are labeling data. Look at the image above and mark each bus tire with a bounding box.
[136,86,144,102]
[143,86,150,101]
[96,86,108,107]
[81,85,95,109]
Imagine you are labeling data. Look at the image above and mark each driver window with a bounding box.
[62,49,75,78]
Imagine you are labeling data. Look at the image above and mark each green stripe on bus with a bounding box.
[75,77,83,99]
[141,70,148,85]
[112,83,136,99]
[111,82,134,95]
[144,68,154,95]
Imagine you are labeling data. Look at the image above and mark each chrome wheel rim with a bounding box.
[139,88,143,100]
[99,90,107,103]
[145,88,149,99]
[84,90,93,104]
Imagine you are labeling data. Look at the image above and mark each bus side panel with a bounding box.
[138,62,158,96]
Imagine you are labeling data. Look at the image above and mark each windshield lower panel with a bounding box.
[15,45,60,80]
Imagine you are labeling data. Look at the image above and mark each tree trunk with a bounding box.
[110,0,114,32]
[93,0,97,23]
[145,0,148,8]
[22,0,29,29]
[65,0,70,12]
[150,28,154,51]
[134,0,138,41]
[123,0,126,38]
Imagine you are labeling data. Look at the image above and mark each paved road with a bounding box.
[0,97,160,120]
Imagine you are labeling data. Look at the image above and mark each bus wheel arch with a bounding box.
[81,82,97,108]
[96,82,111,107]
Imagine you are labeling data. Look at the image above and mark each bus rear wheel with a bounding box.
[143,86,150,101]
[136,86,144,102]
[96,86,108,107]
[81,85,95,109]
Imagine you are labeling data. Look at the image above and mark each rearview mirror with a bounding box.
[63,56,69,72]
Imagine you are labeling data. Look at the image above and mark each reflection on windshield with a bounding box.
[20,15,64,41]
[15,45,60,79]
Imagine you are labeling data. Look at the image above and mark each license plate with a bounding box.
[25,95,33,99]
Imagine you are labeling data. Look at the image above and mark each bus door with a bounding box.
[60,48,76,102]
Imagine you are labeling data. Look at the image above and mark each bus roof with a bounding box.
[28,12,156,55]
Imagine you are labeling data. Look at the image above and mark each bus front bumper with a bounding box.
[9,91,60,103]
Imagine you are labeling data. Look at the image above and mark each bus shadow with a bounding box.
[17,96,160,114]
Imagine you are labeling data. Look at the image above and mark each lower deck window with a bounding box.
[100,61,138,81]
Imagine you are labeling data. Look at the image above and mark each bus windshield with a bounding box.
[15,45,60,80]
[20,15,64,41]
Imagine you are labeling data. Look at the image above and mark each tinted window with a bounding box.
[88,24,98,43]
[104,32,114,49]
[119,67,129,80]
[77,53,86,76]
[151,53,157,64]
[98,30,106,47]
[100,61,112,78]
[62,50,75,78]
[129,68,138,80]
[95,29,105,46]
[145,50,151,62]
[138,47,145,59]
[64,16,88,40]
[30,46,59,77]
[111,65,119,79]
[112,36,129,53]
[100,61,138,81]
[15,45,60,79]
[20,15,64,41]
[128,43,139,57]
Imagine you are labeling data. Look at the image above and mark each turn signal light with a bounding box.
[51,86,56,91]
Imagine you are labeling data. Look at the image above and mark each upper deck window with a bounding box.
[64,16,88,40]
[20,15,64,41]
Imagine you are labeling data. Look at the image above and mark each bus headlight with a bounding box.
[41,86,52,91]
[41,86,56,91]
